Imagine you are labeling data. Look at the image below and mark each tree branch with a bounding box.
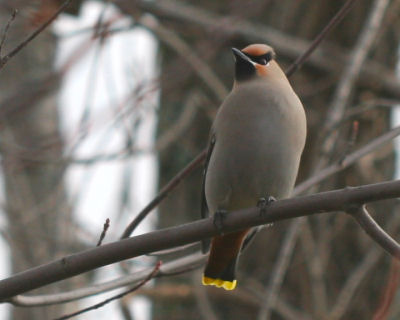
[1,180,400,300]
[9,253,206,307]
[321,0,390,158]
[138,15,228,101]
[0,9,17,56]
[257,219,303,320]
[348,205,400,259]
[285,0,358,77]
[34,121,399,308]
[294,124,400,195]
[120,149,207,239]
[0,0,72,69]
[54,261,161,320]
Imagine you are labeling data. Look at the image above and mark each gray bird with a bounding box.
[201,44,307,290]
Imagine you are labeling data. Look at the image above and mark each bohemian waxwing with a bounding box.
[201,44,307,290]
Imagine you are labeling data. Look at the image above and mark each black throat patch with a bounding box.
[235,59,255,81]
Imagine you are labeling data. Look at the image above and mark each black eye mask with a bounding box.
[245,51,276,65]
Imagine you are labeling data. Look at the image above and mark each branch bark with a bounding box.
[348,205,400,259]
[9,253,206,307]
[1,179,400,300]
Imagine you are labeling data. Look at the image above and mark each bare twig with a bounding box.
[136,282,311,320]
[338,120,359,165]
[294,125,400,195]
[155,90,203,152]
[330,247,381,319]
[119,299,134,320]
[9,253,205,307]
[54,261,161,320]
[120,149,207,239]
[373,259,400,320]
[257,219,303,320]
[96,218,110,247]
[139,15,228,101]
[285,0,358,77]
[299,220,329,318]
[348,205,400,259]
[246,278,312,320]
[328,210,400,320]
[0,9,17,56]
[192,272,218,320]
[146,242,200,257]
[0,0,72,69]
[344,98,400,119]
[321,0,390,158]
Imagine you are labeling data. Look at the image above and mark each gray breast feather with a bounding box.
[204,80,306,213]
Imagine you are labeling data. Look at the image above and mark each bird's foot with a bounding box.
[257,196,276,220]
[213,209,228,235]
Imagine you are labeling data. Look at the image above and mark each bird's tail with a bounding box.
[202,229,249,290]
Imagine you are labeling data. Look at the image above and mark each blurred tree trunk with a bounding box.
[0,2,76,319]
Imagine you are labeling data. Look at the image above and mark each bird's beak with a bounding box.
[232,48,256,81]
[232,48,255,65]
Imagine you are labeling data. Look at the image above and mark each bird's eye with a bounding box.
[259,58,267,65]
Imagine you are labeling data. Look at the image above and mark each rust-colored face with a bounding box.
[233,44,276,81]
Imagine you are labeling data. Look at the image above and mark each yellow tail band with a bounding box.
[202,275,237,290]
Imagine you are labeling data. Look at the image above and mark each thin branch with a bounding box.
[0,0,72,69]
[320,0,390,159]
[328,210,400,320]
[119,299,134,320]
[328,248,381,319]
[343,98,400,119]
[285,0,358,77]
[245,278,312,320]
[1,180,400,300]
[0,9,17,56]
[338,120,359,165]
[294,124,400,195]
[348,205,400,259]
[373,259,400,320]
[135,282,311,320]
[139,15,228,101]
[9,253,205,307]
[120,149,207,239]
[192,272,218,320]
[54,261,161,320]
[257,219,303,320]
[146,242,200,257]
[96,218,110,247]
[155,90,203,152]
[300,220,329,318]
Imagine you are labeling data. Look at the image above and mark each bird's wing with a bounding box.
[201,133,216,253]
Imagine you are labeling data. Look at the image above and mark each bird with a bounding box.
[201,44,307,290]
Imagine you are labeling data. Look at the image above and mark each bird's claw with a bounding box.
[213,209,228,234]
[257,196,276,218]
